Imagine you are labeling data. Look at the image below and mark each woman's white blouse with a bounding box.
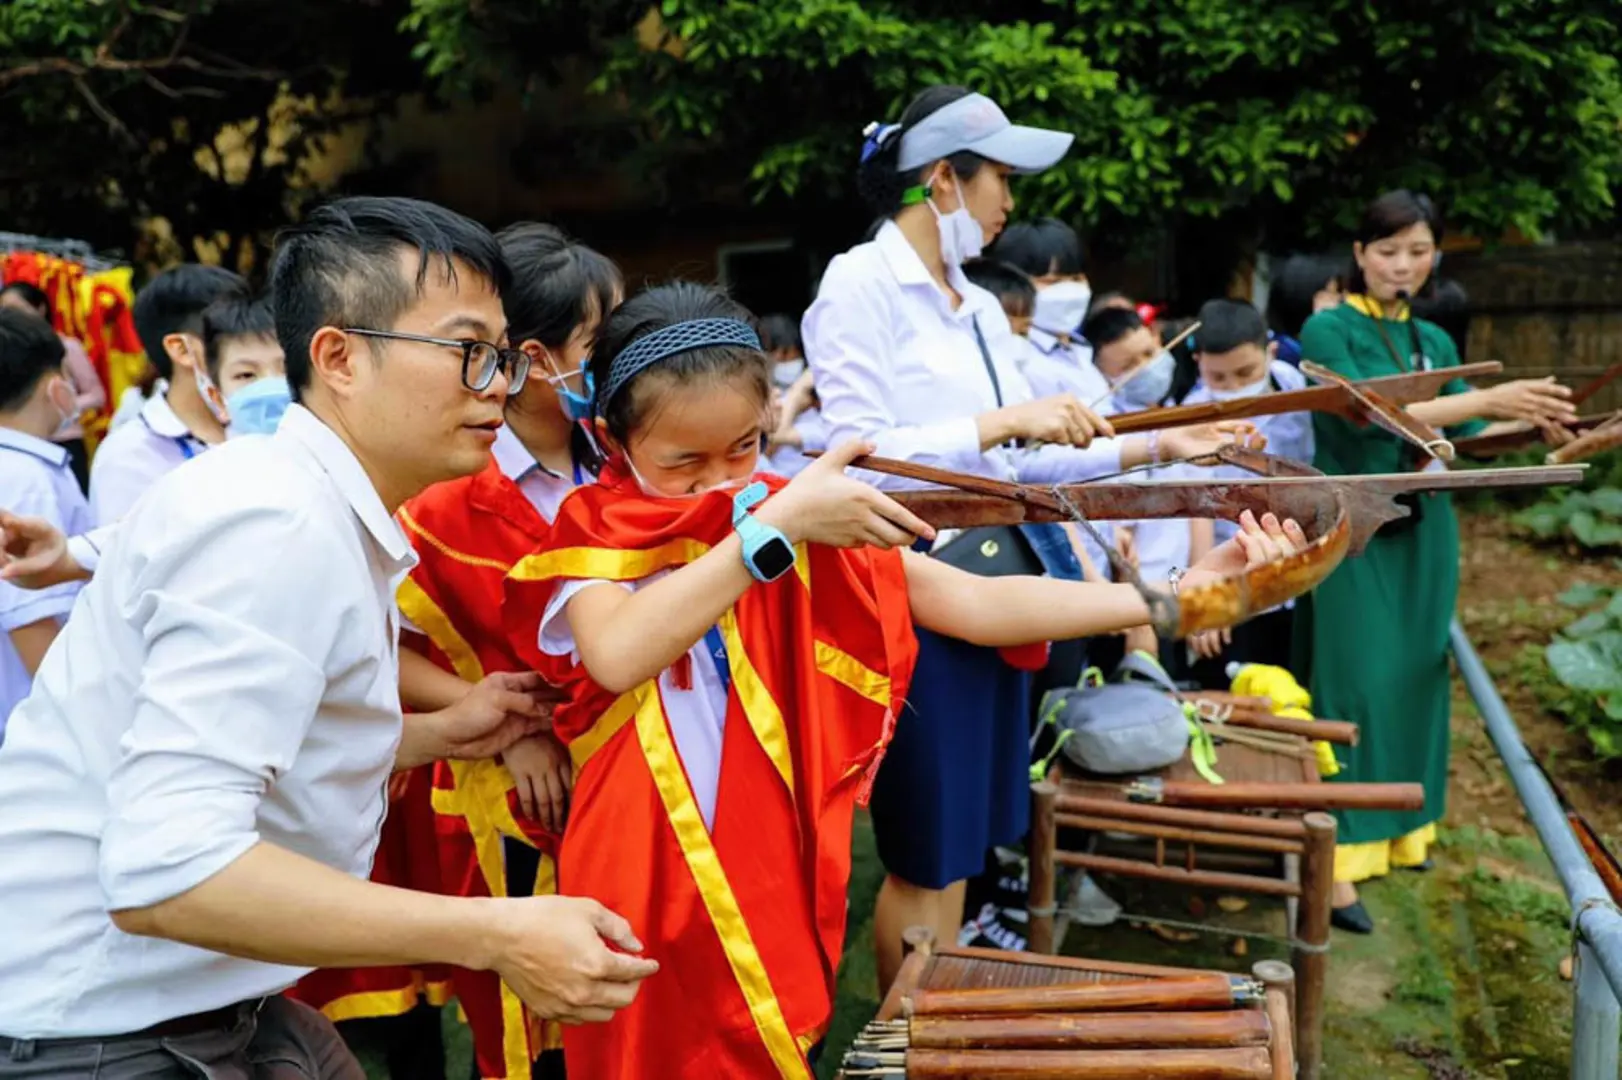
[803,221,1121,489]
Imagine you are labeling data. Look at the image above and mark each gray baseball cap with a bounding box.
[897,93,1074,175]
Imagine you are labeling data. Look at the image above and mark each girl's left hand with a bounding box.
[1182,510,1307,587]
[1163,421,1266,461]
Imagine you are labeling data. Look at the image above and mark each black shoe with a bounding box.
[1331,900,1375,934]
[1401,858,1435,873]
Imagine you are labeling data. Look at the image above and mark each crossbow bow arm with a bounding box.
[1548,411,1622,465]
[867,449,1586,637]
[1453,410,1617,458]
[1300,360,1456,461]
[1107,362,1503,435]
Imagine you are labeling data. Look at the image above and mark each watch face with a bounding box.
[754,537,797,581]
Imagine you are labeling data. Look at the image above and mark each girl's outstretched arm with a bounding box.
[904,512,1305,647]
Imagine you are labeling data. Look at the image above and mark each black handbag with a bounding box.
[932,525,1045,577]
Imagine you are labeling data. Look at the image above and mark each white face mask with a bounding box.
[1207,375,1269,402]
[1115,350,1175,409]
[626,456,751,500]
[773,358,807,389]
[1032,280,1093,336]
[927,184,984,266]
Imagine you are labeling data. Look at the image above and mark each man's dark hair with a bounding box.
[1193,299,1268,355]
[270,196,511,402]
[201,293,277,383]
[0,309,67,413]
[1080,305,1145,349]
[132,264,248,380]
[0,282,52,320]
[963,259,1036,320]
[987,219,1085,278]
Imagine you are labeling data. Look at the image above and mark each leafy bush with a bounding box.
[1541,582,1622,757]
[1512,487,1622,548]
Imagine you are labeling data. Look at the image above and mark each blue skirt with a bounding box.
[869,627,1033,889]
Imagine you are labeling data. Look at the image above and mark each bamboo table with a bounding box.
[1025,699,1406,1080]
[839,928,1295,1079]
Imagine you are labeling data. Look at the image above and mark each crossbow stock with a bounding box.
[860,450,1583,639]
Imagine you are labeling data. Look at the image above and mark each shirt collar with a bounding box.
[0,427,69,468]
[138,391,199,440]
[874,220,990,318]
[275,404,414,566]
[1344,294,1411,321]
[491,423,545,482]
[1027,326,1064,354]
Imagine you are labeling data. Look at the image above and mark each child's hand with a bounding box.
[503,732,574,833]
[757,439,936,550]
[1183,510,1307,586]
[1163,421,1266,461]
[1114,525,1140,571]
[1188,627,1231,659]
[0,510,80,589]
[1122,623,1158,656]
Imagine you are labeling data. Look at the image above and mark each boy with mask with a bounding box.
[88,264,245,524]
[988,219,1110,403]
[199,293,291,437]
[0,310,93,742]
[1177,299,1314,676]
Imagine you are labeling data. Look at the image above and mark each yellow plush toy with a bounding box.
[1227,663,1340,778]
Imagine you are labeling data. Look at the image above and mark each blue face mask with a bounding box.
[558,367,595,423]
[226,376,292,437]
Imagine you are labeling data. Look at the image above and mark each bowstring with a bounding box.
[1064,450,1228,487]
[1047,484,1179,633]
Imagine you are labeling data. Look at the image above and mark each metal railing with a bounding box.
[1450,619,1622,1078]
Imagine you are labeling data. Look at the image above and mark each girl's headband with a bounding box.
[596,317,763,415]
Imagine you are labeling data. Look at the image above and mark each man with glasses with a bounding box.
[0,196,657,1079]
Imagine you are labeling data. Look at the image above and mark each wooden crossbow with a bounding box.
[855,450,1583,639]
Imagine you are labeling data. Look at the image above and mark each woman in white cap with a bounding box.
[802,84,1256,991]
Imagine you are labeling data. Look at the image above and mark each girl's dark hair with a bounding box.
[1347,190,1443,294]
[758,313,802,354]
[1088,290,1133,317]
[857,85,988,219]
[592,282,771,446]
[1081,306,1144,349]
[1268,254,1344,337]
[962,259,1036,319]
[987,219,1085,278]
[496,222,622,351]
[497,222,621,473]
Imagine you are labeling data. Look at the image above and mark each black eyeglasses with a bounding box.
[342,328,531,394]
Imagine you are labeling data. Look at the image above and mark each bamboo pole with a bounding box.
[903,1010,1272,1050]
[907,974,1257,1017]
[1292,813,1335,1080]
[902,1046,1272,1079]
[1150,780,1424,812]
[1056,812,1304,856]
[1029,782,1058,955]
[1055,851,1301,898]
[1054,793,1307,839]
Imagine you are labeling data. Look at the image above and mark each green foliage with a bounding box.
[1534,583,1622,758]
[404,0,1622,246]
[1511,450,1622,549]
[0,1,419,266]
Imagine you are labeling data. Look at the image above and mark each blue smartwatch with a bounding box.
[732,481,796,583]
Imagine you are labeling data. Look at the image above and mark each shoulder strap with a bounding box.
[969,315,1005,407]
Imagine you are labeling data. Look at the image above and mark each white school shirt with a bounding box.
[88,390,210,524]
[0,405,416,1038]
[539,573,729,831]
[1017,327,1112,405]
[1181,360,1316,545]
[802,220,1124,489]
[0,429,93,741]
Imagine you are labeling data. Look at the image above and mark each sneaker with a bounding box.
[1068,873,1123,928]
[961,902,1030,952]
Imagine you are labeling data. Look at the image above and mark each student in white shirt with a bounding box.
[197,291,288,425]
[802,84,1255,992]
[87,264,244,524]
[988,218,1112,404]
[0,283,107,492]
[1176,299,1316,677]
[0,196,657,1079]
[0,310,94,744]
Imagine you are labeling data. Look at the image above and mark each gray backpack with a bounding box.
[1035,651,1192,775]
